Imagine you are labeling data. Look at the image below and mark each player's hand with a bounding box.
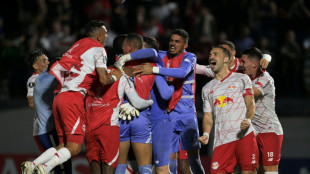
[115,54,132,69]
[240,118,251,130]
[199,135,209,145]
[123,67,135,77]
[260,54,271,70]
[119,103,139,121]
[133,63,154,75]
[110,69,123,80]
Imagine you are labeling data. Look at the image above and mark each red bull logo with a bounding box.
[213,96,234,107]
[228,85,235,89]
[212,162,219,170]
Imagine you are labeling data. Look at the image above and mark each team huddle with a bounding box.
[22,20,283,174]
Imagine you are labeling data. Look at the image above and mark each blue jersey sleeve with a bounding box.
[154,75,174,100]
[158,53,196,78]
[130,48,159,62]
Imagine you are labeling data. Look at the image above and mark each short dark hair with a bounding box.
[85,20,106,37]
[219,40,236,51]
[171,29,189,43]
[126,33,143,50]
[113,34,127,55]
[143,36,159,52]
[213,45,231,60]
[242,47,263,62]
[26,49,45,69]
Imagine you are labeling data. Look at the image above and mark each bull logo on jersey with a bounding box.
[213,96,234,107]
[228,85,235,89]
[212,162,219,170]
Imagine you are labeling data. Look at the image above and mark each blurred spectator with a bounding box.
[234,25,255,56]
[150,0,177,22]
[280,30,303,97]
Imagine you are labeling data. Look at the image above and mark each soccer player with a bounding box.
[23,20,122,174]
[85,65,154,174]
[115,33,157,174]
[196,40,271,77]
[22,56,73,174]
[116,36,175,173]
[143,36,175,174]
[25,50,50,148]
[134,29,205,174]
[240,47,283,174]
[199,45,258,174]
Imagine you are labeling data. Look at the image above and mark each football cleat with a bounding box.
[21,161,33,174]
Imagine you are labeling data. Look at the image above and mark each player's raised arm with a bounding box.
[115,48,159,68]
[196,63,215,78]
[135,52,195,78]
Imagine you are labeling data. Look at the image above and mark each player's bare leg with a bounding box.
[132,142,152,173]
[179,159,192,174]
[102,163,116,174]
[155,165,170,174]
[90,161,101,174]
[115,141,130,174]
[119,141,131,164]
[263,165,278,174]
[170,152,178,173]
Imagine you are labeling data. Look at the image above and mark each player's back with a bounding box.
[33,71,58,135]
[57,37,107,95]
[86,76,121,132]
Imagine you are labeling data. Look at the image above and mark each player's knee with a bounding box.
[263,165,278,172]
[66,143,82,156]
[240,164,257,173]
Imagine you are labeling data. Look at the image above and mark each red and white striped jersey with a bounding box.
[51,38,107,95]
[251,72,283,135]
[202,72,255,148]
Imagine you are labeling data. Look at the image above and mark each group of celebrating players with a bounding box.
[22,20,283,174]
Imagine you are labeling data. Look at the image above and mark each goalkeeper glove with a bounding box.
[119,103,139,121]
[115,54,132,69]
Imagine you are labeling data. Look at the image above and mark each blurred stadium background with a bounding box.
[0,0,309,173]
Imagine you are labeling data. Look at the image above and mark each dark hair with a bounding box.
[113,34,127,55]
[85,20,106,37]
[219,40,236,51]
[242,47,263,62]
[213,45,231,60]
[126,33,143,50]
[143,36,159,52]
[170,29,189,43]
[26,49,45,69]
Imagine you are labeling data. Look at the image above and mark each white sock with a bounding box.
[31,147,57,170]
[44,147,71,173]
[265,172,278,174]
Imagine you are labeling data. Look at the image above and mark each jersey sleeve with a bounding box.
[196,64,215,78]
[253,75,270,96]
[202,85,212,113]
[241,75,253,96]
[94,47,107,68]
[154,75,174,100]
[118,75,153,109]
[26,75,37,97]
[158,53,196,78]
[130,48,159,62]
